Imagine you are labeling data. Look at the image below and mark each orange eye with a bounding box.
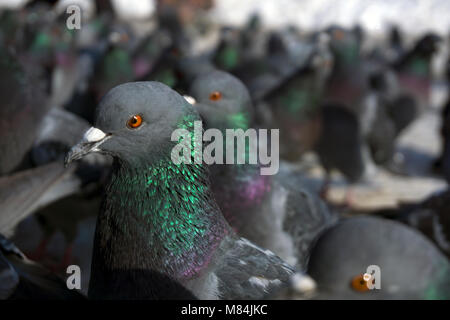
[127,115,143,129]
[209,91,222,101]
[350,274,371,292]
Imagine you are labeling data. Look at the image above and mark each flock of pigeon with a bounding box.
[0,1,450,300]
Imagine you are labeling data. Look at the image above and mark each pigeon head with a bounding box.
[267,32,288,56]
[414,33,442,57]
[189,71,253,130]
[308,216,450,299]
[326,26,360,67]
[389,25,402,47]
[65,81,199,167]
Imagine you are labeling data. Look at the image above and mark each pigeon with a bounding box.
[314,103,366,203]
[0,42,50,175]
[189,70,336,269]
[366,33,440,173]
[0,44,89,239]
[367,93,417,176]
[0,108,110,236]
[130,30,172,81]
[89,268,199,300]
[391,33,442,112]
[373,189,450,259]
[0,234,84,300]
[211,14,264,71]
[322,25,414,176]
[94,0,115,14]
[238,13,265,60]
[63,37,111,124]
[90,25,136,101]
[435,59,450,181]
[0,9,26,49]
[441,106,450,184]
[64,81,314,300]
[28,193,101,272]
[24,108,109,270]
[360,94,399,168]
[363,67,417,172]
[322,26,400,170]
[175,54,216,93]
[308,216,450,299]
[386,25,405,63]
[0,106,108,250]
[0,162,78,237]
[136,42,183,89]
[155,0,192,52]
[18,6,80,108]
[259,47,331,161]
[230,31,295,101]
[212,26,243,72]
[232,30,331,103]
[364,33,439,169]
[323,26,368,115]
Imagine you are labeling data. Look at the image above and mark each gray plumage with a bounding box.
[189,71,336,270]
[315,104,365,183]
[65,81,314,300]
[0,162,78,236]
[0,234,84,299]
[0,45,50,175]
[308,216,450,299]
[375,189,450,259]
[196,236,297,300]
[0,108,109,237]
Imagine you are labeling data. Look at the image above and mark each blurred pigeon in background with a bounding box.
[190,70,336,269]
[308,216,450,299]
[0,234,84,299]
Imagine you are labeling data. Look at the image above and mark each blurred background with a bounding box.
[0,0,449,298]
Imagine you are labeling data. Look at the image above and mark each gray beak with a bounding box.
[64,127,110,166]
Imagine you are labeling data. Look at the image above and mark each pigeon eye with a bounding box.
[350,274,371,292]
[209,91,222,101]
[127,115,143,129]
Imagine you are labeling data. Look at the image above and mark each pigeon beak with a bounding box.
[64,127,111,166]
[290,273,317,297]
[183,95,196,105]
[183,96,208,124]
